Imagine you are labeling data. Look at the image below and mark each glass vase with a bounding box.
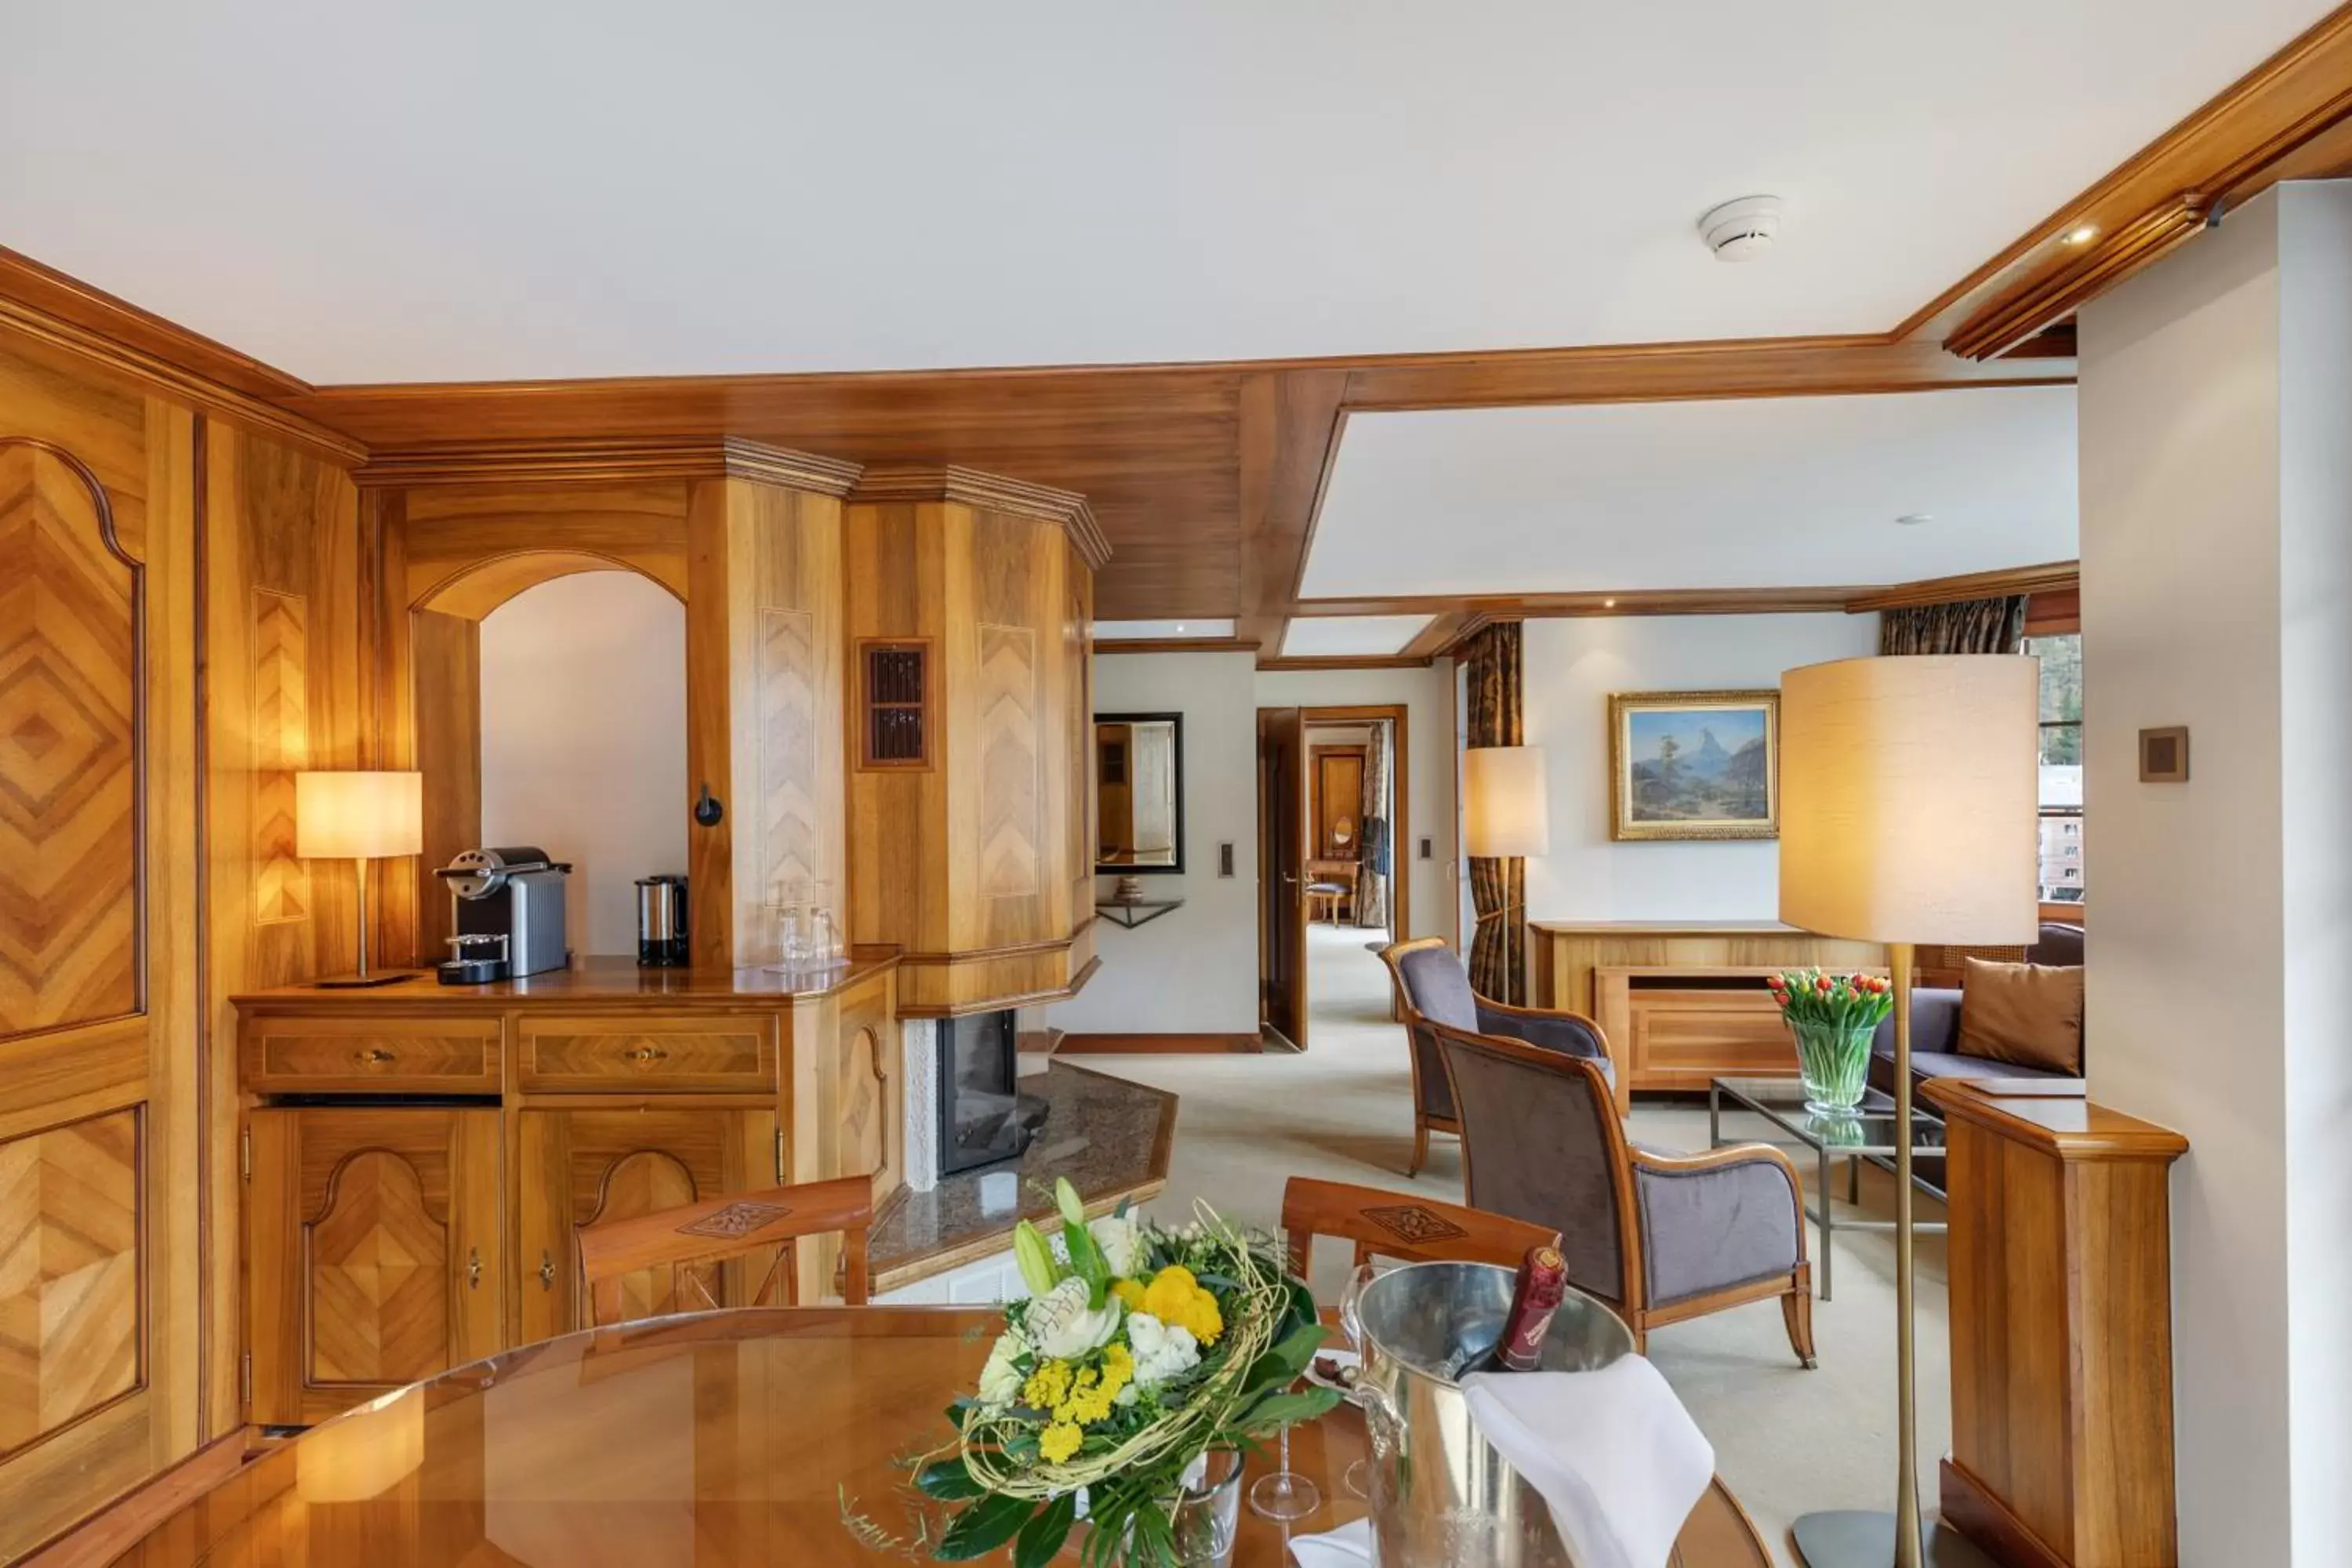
[1789,1019,1875,1116]
[1125,1448,1242,1566]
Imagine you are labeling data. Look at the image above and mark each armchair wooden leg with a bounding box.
[1406,1122,1429,1178]
[1782,1282,1817,1369]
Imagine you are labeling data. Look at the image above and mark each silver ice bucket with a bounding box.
[1352,1260,1635,1567]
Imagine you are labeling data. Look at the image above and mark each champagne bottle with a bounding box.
[1494,1244,1567,1372]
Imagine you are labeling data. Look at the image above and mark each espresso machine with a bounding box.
[434,846,572,984]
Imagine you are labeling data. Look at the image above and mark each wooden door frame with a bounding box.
[1298,705,1410,942]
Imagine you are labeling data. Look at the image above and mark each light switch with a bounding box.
[1218,842,1236,877]
[1419,837,1433,860]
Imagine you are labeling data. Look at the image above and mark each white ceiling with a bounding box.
[1094,619,1237,640]
[1300,387,2077,597]
[0,2,2328,382]
[1282,616,1436,657]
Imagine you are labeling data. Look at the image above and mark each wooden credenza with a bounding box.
[1924,1081,2189,1568]
[234,954,900,1426]
[1530,921,1886,1110]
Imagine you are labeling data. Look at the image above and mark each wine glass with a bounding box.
[1247,1417,1321,1522]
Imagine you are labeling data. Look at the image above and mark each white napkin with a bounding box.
[1459,1358,1714,1568]
[1287,1517,1373,1566]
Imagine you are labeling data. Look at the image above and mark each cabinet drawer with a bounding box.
[1624,991,1795,1091]
[517,1014,778,1092]
[245,1014,503,1093]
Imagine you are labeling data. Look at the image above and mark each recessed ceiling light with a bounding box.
[2062,223,2098,246]
[1894,513,1933,527]
[1602,598,1618,608]
[1174,623,1187,633]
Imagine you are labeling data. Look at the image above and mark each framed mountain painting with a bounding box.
[1607,690,1780,840]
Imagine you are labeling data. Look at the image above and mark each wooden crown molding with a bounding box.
[1294,585,1867,620]
[0,289,363,464]
[0,242,313,401]
[849,463,1112,569]
[1926,4,2352,358]
[1845,560,2079,612]
[1094,637,1261,655]
[354,436,863,494]
[1258,654,1435,673]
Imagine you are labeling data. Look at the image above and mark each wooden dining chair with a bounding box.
[575,1173,875,1327]
[1279,1175,1561,1280]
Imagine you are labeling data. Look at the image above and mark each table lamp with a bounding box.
[1464,745,1549,1003]
[1779,655,2037,1568]
[296,770,423,988]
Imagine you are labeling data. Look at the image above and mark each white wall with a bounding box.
[1255,662,1461,947]
[478,572,688,956]
[1519,614,1878,920]
[2078,181,2352,1564]
[1051,652,1261,1036]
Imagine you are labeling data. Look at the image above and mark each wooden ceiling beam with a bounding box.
[1294,586,1867,619]
[1844,560,2079,612]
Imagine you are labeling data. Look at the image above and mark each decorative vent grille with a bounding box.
[861,641,931,767]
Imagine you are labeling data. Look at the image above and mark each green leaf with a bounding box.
[1238,1387,1341,1435]
[934,1493,1036,1562]
[915,1457,985,1501]
[1012,1492,1078,1568]
[1013,1220,1062,1297]
[1242,1322,1328,1396]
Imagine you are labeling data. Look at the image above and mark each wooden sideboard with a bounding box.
[1923,1081,2189,1568]
[234,954,899,1426]
[1530,921,1886,1109]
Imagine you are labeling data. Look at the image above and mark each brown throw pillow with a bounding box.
[1957,957,2085,1075]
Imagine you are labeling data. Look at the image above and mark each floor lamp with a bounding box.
[1777,655,2038,1568]
[1463,745,1548,1005]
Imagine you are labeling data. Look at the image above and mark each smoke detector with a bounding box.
[1697,196,1784,262]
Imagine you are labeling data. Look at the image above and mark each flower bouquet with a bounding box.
[898,1180,1336,1566]
[1767,967,1894,1115]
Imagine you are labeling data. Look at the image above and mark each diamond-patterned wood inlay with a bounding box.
[309,1150,449,1385]
[250,588,310,925]
[976,623,1040,898]
[1360,1204,1471,1246]
[756,608,820,897]
[0,1109,141,1454]
[0,442,138,1039]
[676,1200,789,1240]
[586,1150,707,1320]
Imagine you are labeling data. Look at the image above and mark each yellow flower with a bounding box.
[1101,1341,1134,1388]
[1178,1293,1222,1345]
[1022,1359,1073,1412]
[1140,1265,1224,1345]
[1112,1279,1147,1312]
[1039,1422,1083,1464]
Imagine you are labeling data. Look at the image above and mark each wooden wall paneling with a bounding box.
[407,612,479,964]
[0,364,202,1558]
[844,499,950,956]
[398,482,690,613]
[708,477,848,969]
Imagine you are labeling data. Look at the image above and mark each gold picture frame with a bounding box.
[1607,689,1780,841]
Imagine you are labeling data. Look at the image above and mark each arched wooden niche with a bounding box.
[364,441,862,967]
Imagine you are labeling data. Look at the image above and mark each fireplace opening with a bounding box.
[938,1010,1047,1178]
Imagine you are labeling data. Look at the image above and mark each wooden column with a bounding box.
[1923,1080,2189,1568]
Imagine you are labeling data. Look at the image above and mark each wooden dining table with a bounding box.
[108,1308,1771,1566]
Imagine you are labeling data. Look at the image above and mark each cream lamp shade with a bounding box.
[1464,746,1551,858]
[1777,655,2039,946]
[295,771,423,861]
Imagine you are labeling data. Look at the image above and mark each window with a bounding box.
[2027,633,2083,903]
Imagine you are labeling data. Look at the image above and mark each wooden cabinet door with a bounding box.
[515,1106,781,1341]
[245,1109,503,1426]
[835,978,900,1203]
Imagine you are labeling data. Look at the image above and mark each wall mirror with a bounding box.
[1094,713,1184,873]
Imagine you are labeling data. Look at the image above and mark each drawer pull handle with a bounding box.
[628,1045,670,1064]
[539,1251,556,1290]
[466,1248,482,1290]
[354,1047,394,1066]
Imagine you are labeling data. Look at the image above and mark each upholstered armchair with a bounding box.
[1433,1024,1815,1365]
[1379,937,1613,1177]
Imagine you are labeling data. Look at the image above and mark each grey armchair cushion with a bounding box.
[1633,1156,1801,1307]
[1871,988,2067,1086]
[2030,923,2085,967]
[1438,1036,1625,1303]
[1396,946,1478,1032]
[1475,1004,1613,1080]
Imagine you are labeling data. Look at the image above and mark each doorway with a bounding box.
[1257,702,1410,1050]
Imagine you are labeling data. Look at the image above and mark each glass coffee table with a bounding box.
[1708,1076,1947,1301]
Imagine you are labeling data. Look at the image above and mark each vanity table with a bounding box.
[234,954,899,1426]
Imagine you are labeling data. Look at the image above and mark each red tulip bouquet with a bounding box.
[1767,969,1893,1115]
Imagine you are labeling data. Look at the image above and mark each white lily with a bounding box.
[1025,1276,1120,1360]
[977,1329,1027,1407]
[1087,1212,1143,1279]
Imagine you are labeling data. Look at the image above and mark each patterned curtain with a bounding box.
[1463,621,1525,1002]
[1356,720,1391,930]
[1879,596,2029,655]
